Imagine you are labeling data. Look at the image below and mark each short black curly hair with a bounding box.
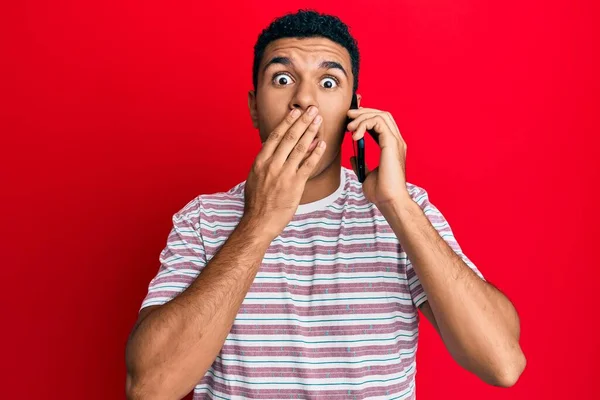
[253,9,360,94]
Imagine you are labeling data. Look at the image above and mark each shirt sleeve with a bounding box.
[405,185,486,309]
[140,202,207,311]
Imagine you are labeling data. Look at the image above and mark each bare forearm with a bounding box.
[379,198,525,386]
[125,218,272,399]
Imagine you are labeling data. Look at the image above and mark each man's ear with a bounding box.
[248,90,259,129]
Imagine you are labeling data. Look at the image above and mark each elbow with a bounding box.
[126,370,173,400]
[125,383,145,400]
[488,350,527,388]
[126,372,154,400]
[125,374,142,400]
[125,339,171,400]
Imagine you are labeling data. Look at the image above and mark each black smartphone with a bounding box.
[347,93,366,182]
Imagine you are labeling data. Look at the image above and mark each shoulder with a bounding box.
[406,182,433,207]
[171,180,247,227]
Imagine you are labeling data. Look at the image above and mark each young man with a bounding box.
[125,10,526,400]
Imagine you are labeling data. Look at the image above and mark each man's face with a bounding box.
[248,37,358,177]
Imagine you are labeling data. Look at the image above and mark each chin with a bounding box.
[307,153,336,180]
[306,161,325,180]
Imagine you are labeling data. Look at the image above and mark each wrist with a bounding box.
[376,193,418,218]
[235,216,276,249]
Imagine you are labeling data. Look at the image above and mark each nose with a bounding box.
[288,80,318,113]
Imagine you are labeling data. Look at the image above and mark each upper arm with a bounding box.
[140,201,208,310]
[404,185,486,309]
[419,301,441,334]
[134,305,161,330]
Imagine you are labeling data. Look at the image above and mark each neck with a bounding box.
[299,151,342,205]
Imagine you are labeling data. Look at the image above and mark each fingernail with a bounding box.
[314,115,322,124]
[308,107,318,116]
[291,109,301,117]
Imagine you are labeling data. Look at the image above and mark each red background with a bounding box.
[2,1,599,399]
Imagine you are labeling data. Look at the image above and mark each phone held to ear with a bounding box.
[347,93,368,183]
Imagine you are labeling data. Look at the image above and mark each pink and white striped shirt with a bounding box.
[141,167,485,399]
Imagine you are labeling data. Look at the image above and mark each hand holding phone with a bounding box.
[346,93,374,183]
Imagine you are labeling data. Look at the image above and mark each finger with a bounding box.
[297,140,327,179]
[348,112,395,139]
[347,107,383,117]
[346,112,378,131]
[285,113,323,169]
[348,113,380,145]
[381,112,406,147]
[272,106,319,166]
[378,111,405,144]
[348,111,398,138]
[384,111,401,137]
[354,116,398,148]
[347,107,392,117]
[348,108,400,136]
[258,108,302,162]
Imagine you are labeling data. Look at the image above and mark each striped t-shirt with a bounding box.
[140,167,485,399]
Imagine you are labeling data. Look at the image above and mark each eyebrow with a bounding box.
[263,56,348,78]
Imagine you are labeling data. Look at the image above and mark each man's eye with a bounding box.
[273,73,293,86]
[321,77,338,89]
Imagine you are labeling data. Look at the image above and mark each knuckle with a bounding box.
[252,161,265,176]
[265,163,278,177]
[309,148,323,162]
[253,158,264,170]
[269,131,281,141]
[285,113,296,124]
[285,132,298,142]
[295,142,306,153]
